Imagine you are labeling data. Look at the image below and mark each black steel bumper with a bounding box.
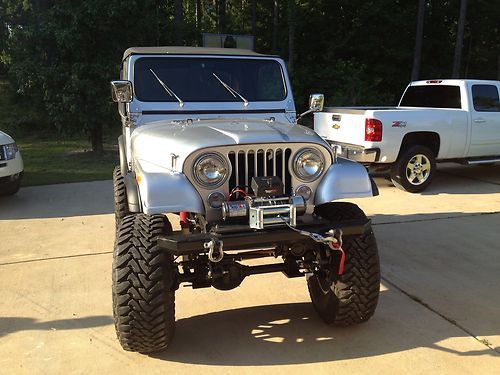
[158,215,371,256]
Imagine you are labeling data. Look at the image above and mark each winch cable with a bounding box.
[282,219,346,275]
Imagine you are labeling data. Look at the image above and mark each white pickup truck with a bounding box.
[314,79,500,192]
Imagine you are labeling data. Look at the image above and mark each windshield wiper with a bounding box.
[212,73,249,107]
[149,69,184,107]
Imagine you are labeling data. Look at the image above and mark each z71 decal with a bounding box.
[392,121,407,128]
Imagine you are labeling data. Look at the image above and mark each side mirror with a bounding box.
[297,93,325,121]
[111,80,133,103]
[309,93,324,112]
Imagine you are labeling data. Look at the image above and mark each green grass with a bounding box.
[18,139,119,186]
[1,76,119,186]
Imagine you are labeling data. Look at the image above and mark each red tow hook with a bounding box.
[180,211,190,234]
[329,241,346,275]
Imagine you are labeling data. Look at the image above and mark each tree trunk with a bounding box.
[219,0,226,33]
[251,0,257,37]
[272,0,279,53]
[196,0,202,31]
[497,49,500,80]
[90,124,103,154]
[452,0,467,78]
[411,0,425,81]
[174,0,184,45]
[287,0,295,73]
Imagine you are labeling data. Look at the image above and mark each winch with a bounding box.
[221,176,306,229]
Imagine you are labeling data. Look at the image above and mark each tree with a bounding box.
[174,0,184,44]
[287,0,295,73]
[452,0,467,78]
[411,0,426,81]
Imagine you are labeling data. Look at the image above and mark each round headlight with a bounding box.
[293,148,325,181]
[193,153,229,187]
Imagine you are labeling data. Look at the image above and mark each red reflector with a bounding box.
[426,80,442,84]
[365,118,383,142]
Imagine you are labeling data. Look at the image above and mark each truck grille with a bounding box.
[228,148,292,195]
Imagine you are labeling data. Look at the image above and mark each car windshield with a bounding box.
[134,57,287,103]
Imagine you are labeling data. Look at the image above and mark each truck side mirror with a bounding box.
[309,93,324,112]
[111,80,133,103]
[297,93,325,122]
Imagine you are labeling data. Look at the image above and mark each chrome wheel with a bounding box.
[405,154,431,185]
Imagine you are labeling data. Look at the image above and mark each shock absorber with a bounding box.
[179,211,190,234]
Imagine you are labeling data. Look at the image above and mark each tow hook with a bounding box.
[284,221,345,275]
[204,238,224,263]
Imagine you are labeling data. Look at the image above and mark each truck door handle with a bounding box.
[474,118,486,123]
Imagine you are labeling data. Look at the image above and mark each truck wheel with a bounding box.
[390,145,435,193]
[113,166,130,229]
[308,202,380,326]
[112,214,176,352]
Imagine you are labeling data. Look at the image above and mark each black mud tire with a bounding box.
[390,145,436,193]
[113,166,130,229]
[308,202,380,326]
[112,214,176,353]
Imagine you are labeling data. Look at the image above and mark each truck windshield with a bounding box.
[400,85,462,109]
[134,57,286,103]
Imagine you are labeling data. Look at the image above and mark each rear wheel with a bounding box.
[112,214,176,352]
[308,202,380,326]
[113,166,130,229]
[390,145,436,193]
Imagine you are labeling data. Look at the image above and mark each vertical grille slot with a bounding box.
[228,147,292,195]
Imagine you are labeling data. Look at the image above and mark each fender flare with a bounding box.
[314,157,377,205]
[124,173,142,213]
[134,159,205,215]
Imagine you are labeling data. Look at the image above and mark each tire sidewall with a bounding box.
[391,145,436,193]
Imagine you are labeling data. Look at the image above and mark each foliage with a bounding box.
[0,0,499,152]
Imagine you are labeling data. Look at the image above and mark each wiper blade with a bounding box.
[212,73,249,107]
[149,69,184,107]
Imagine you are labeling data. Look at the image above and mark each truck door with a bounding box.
[468,83,500,157]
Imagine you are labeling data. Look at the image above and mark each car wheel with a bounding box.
[113,166,130,229]
[308,202,380,326]
[390,145,436,193]
[112,214,176,352]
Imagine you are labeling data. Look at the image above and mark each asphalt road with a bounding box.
[1,163,499,374]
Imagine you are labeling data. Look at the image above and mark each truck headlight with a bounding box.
[293,148,325,181]
[193,153,228,187]
[4,143,18,160]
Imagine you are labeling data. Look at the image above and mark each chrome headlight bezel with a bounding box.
[293,147,325,182]
[193,152,229,188]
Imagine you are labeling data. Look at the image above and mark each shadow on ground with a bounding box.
[152,291,498,366]
[0,180,113,220]
[372,164,500,196]
[0,315,113,338]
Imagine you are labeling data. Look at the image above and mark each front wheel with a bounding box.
[112,214,176,352]
[308,203,380,326]
[390,145,436,193]
[113,166,130,229]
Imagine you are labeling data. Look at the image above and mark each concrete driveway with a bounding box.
[1,163,499,374]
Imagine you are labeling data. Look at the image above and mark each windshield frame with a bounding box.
[131,55,288,104]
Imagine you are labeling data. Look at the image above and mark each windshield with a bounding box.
[134,57,287,103]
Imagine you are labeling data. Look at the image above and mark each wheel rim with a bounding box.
[405,154,431,185]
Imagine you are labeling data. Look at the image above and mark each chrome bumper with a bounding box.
[330,142,380,163]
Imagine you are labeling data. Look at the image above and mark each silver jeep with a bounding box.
[111,47,380,353]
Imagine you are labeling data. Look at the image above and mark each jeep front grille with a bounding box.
[228,148,292,195]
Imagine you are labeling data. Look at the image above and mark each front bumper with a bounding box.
[330,142,380,163]
[0,151,24,178]
[158,214,371,255]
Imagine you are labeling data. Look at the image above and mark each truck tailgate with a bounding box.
[314,107,396,146]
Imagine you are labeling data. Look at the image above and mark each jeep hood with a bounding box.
[131,118,330,172]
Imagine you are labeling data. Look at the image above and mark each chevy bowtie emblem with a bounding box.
[332,123,341,129]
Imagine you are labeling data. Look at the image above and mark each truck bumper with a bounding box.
[330,142,380,163]
[158,214,371,255]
